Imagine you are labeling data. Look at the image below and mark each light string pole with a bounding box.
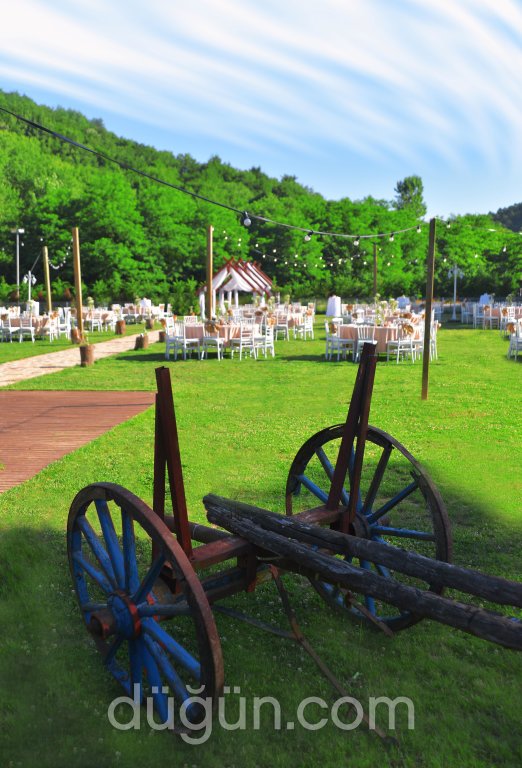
[421,218,436,401]
[22,249,42,304]
[448,264,464,321]
[11,227,25,302]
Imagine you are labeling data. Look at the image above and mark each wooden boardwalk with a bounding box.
[0,391,155,492]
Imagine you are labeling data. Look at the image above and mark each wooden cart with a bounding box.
[67,345,522,731]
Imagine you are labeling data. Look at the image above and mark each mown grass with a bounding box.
[0,325,521,768]
[0,322,152,363]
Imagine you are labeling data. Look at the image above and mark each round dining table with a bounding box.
[337,323,421,355]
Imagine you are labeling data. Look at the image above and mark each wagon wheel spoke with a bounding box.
[361,444,393,516]
[77,515,117,587]
[370,525,436,542]
[72,550,113,594]
[138,602,191,618]
[295,473,328,504]
[141,639,170,723]
[316,447,350,506]
[142,618,201,680]
[143,633,193,706]
[133,554,166,605]
[95,498,125,588]
[121,506,140,594]
[128,637,144,701]
[366,480,418,524]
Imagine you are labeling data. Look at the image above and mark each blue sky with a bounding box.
[1,0,521,219]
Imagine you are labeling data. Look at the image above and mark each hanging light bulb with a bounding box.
[416,225,421,234]
[304,230,313,242]
[502,246,507,253]
[242,212,251,227]
[272,248,277,253]
[446,222,451,228]
[389,233,395,242]
[353,236,360,246]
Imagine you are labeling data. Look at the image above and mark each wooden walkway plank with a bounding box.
[0,391,155,492]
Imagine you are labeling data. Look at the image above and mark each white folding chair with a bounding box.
[354,325,376,361]
[17,315,35,343]
[0,314,15,342]
[386,324,416,363]
[230,322,257,360]
[201,322,226,360]
[254,321,275,358]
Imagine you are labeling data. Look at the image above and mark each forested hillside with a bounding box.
[0,90,520,308]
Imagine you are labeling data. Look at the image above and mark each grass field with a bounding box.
[0,322,151,363]
[0,325,521,768]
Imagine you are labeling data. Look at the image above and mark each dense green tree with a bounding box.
[0,90,520,305]
[393,176,427,218]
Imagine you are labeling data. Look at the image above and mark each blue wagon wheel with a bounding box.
[285,424,452,631]
[67,482,224,728]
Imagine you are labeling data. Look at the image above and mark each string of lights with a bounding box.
[0,105,421,244]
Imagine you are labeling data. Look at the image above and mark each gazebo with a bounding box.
[211,258,272,312]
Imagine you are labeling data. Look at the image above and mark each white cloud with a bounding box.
[1,0,521,212]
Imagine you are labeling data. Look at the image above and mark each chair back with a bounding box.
[358,325,375,341]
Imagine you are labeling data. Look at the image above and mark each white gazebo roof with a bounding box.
[212,258,272,295]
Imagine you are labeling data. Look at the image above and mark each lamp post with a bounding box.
[11,227,25,300]
[448,264,464,321]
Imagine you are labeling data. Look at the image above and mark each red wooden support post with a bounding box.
[154,367,193,556]
[326,343,378,532]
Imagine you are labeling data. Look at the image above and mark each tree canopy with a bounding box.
[0,90,520,311]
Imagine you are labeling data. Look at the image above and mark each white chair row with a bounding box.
[164,320,275,361]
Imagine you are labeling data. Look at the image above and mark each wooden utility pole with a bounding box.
[373,243,378,295]
[206,225,214,320]
[72,227,84,341]
[42,246,52,314]
[421,218,436,400]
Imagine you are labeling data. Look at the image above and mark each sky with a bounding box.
[1,0,522,220]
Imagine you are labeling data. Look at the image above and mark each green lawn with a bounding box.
[0,326,521,768]
[0,322,152,362]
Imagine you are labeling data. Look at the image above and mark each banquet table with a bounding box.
[183,323,261,345]
[9,316,48,334]
[338,323,421,355]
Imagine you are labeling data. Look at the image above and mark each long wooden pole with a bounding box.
[72,227,84,341]
[42,246,52,314]
[372,243,378,295]
[206,225,214,320]
[421,218,436,400]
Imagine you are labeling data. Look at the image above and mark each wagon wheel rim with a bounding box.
[67,482,224,727]
[285,424,453,630]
